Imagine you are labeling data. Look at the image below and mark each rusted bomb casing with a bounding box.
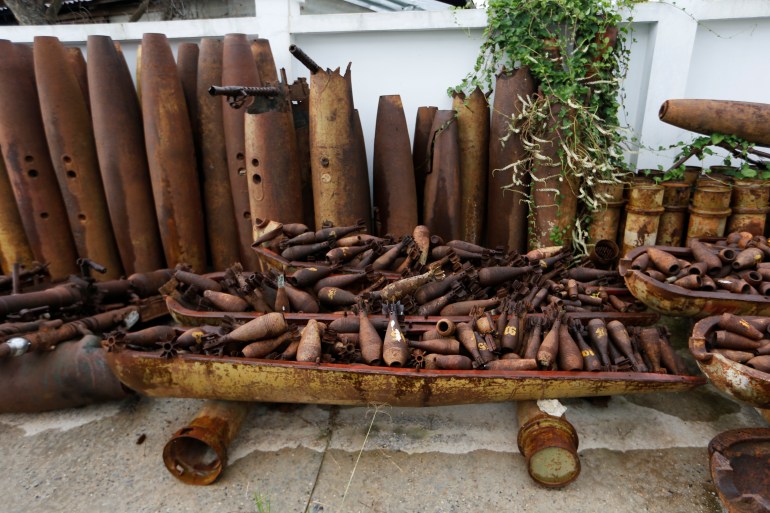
[203,290,249,312]
[727,180,769,236]
[453,87,489,245]
[423,110,462,241]
[715,277,750,294]
[283,283,319,313]
[0,149,34,271]
[116,325,177,348]
[128,268,174,297]
[645,268,666,282]
[66,47,89,111]
[292,98,315,228]
[571,323,601,372]
[318,286,358,308]
[412,106,437,224]
[163,400,250,485]
[732,247,763,270]
[87,35,165,274]
[516,400,580,488]
[746,355,770,372]
[537,318,561,369]
[456,322,484,367]
[141,33,207,272]
[436,318,456,337]
[290,265,335,288]
[226,312,287,342]
[250,39,279,85]
[487,68,534,252]
[383,316,409,367]
[621,183,664,257]
[486,358,537,371]
[659,99,770,148]
[242,331,295,358]
[686,185,732,244]
[352,109,373,232]
[0,42,77,280]
[478,265,535,287]
[439,298,499,317]
[689,239,722,276]
[558,324,583,371]
[638,328,662,373]
[175,269,221,292]
[433,354,473,370]
[531,101,579,250]
[309,64,371,230]
[34,36,124,280]
[588,182,625,245]
[673,275,702,290]
[501,314,521,353]
[196,38,240,270]
[358,309,383,366]
[408,338,460,355]
[718,313,764,340]
[176,42,200,148]
[607,320,640,369]
[646,247,680,275]
[373,95,418,236]
[657,181,691,247]
[222,34,261,270]
[244,87,305,230]
[713,330,763,351]
[313,271,366,294]
[297,319,322,362]
[587,318,610,367]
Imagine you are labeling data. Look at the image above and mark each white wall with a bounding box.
[1,0,769,174]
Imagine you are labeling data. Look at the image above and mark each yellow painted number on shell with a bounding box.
[595,327,607,338]
[581,349,595,357]
[504,326,517,336]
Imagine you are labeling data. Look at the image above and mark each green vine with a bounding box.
[657,133,770,181]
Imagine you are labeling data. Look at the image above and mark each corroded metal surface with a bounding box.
[222,33,261,270]
[423,110,461,241]
[657,181,691,247]
[352,109,372,232]
[373,95,418,236]
[621,246,770,317]
[87,35,165,274]
[141,33,207,272]
[687,185,732,244]
[487,69,534,252]
[196,38,240,271]
[309,65,371,229]
[588,182,624,244]
[0,41,77,281]
[412,106,437,225]
[708,428,770,513]
[621,184,664,257]
[690,316,770,408]
[107,349,703,406]
[34,36,123,280]
[250,38,279,85]
[453,87,489,245]
[176,42,200,149]
[65,47,89,112]
[660,99,770,148]
[727,180,769,236]
[0,149,34,271]
[292,99,315,228]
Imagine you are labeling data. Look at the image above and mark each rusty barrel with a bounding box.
[197,38,240,271]
[177,42,200,151]
[487,68,534,253]
[66,47,89,112]
[516,400,580,488]
[621,182,664,257]
[140,33,207,272]
[727,179,769,236]
[453,87,489,245]
[292,97,315,228]
[0,148,34,272]
[34,36,124,280]
[531,101,579,250]
[683,166,701,185]
[250,38,279,85]
[222,33,261,270]
[244,88,305,230]
[657,181,692,247]
[686,184,732,244]
[660,99,770,148]
[309,64,371,230]
[424,110,461,242]
[87,35,165,275]
[373,95,418,236]
[587,182,625,245]
[412,106,437,225]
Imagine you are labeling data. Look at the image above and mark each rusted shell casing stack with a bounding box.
[0,150,34,272]
[141,33,207,272]
[453,87,489,245]
[423,110,462,241]
[244,89,305,229]
[660,99,770,148]
[250,38,279,85]
[412,106,437,225]
[531,101,579,250]
[176,42,200,149]
[373,95,418,236]
[309,65,372,230]
[621,182,664,257]
[197,38,240,270]
[587,182,625,245]
[222,33,261,270]
[487,68,534,252]
[727,179,769,236]
[0,42,77,281]
[686,184,732,244]
[87,35,165,274]
[657,181,692,247]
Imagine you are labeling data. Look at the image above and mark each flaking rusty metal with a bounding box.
[621,183,664,257]
[412,106,437,225]
[660,99,770,148]
[657,181,691,247]
[588,182,624,245]
[708,428,770,513]
[176,42,200,151]
[0,148,34,272]
[65,47,89,113]
[727,180,769,236]
[87,35,165,274]
[141,33,207,272]
[687,185,732,244]
[423,110,461,241]
[373,95,418,236]
[0,41,77,281]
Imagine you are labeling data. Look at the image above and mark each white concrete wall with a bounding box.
[1,0,769,174]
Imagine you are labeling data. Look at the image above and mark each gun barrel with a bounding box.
[208,85,283,97]
[289,44,321,74]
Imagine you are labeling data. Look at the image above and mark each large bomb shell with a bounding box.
[487,68,534,252]
[453,87,489,245]
[250,39,279,85]
[87,35,165,274]
[0,40,77,280]
[309,64,371,230]
[373,95,418,236]
[65,47,89,111]
[659,99,770,148]
[176,42,199,148]
[423,110,461,241]
[222,33,261,270]
[412,106,437,224]
[140,33,207,272]
[0,149,34,271]
[33,36,123,280]
[196,38,240,270]
[352,110,372,231]
[227,312,287,342]
[244,88,305,228]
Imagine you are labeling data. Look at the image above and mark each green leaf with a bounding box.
[711,133,725,144]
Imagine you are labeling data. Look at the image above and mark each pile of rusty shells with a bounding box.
[703,312,770,374]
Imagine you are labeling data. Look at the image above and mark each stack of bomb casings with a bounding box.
[694,313,770,373]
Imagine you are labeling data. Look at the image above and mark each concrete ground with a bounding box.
[0,316,768,513]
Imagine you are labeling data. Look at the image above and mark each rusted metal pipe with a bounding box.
[659,99,770,147]
[423,110,462,241]
[163,400,250,485]
[289,44,321,74]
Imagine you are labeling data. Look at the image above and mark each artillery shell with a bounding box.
[227,312,287,342]
[383,316,409,367]
[434,354,473,370]
[423,110,462,241]
[689,239,722,276]
[537,318,561,369]
[318,286,357,308]
[358,310,383,366]
[408,338,460,355]
[732,247,764,270]
[313,272,367,294]
[713,330,763,350]
[243,331,296,359]
[587,319,611,367]
[673,275,702,290]
[630,253,649,271]
[290,265,335,288]
[418,292,454,317]
[713,349,754,364]
[436,318,456,337]
[715,277,750,294]
[176,42,199,144]
[658,337,680,375]
[297,319,322,362]
[647,247,680,275]
[718,313,764,340]
[203,290,249,312]
[478,265,536,287]
[439,298,499,317]
[486,359,538,371]
[558,324,583,371]
[284,283,319,313]
[718,248,736,263]
[746,355,770,373]
[701,275,717,291]
[174,269,221,292]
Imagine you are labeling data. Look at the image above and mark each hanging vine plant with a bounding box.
[453,0,638,252]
